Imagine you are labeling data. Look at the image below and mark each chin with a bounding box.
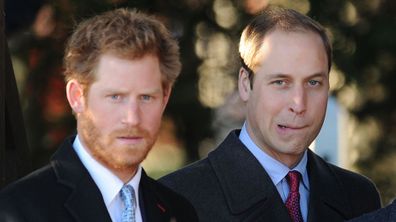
[280,147,306,156]
[112,161,139,170]
[105,155,143,170]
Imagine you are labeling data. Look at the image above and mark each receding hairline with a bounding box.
[251,27,329,69]
[239,7,332,74]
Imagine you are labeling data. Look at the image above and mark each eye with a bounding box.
[141,95,152,101]
[110,95,121,100]
[108,94,123,102]
[272,80,286,86]
[308,80,320,86]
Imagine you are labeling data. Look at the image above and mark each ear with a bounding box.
[238,67,251,102]
[161,85,173,112]
[66,80,86,114]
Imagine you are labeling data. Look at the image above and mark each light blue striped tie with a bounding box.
[120,185,136,222]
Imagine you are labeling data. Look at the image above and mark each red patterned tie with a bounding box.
[285,171,303,222]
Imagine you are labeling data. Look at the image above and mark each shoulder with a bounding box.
[0,164,56,199]
[159,157,223,207]
[159,158,214,193]
[310,150,379,193]
[159,158,224,221]
[309,151,381,212]
[0,164,57,219]
[160,130,243,191]
[145,174,193,202]
[334,164,381,212]
[348,200,396,222]
[142,173,198,221]
[328,161,379,198]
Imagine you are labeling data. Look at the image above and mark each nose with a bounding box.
[289,86,306,115]
[122,102,141,126]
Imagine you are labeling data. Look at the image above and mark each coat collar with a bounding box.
[208,130,291,221]
[306,149,351,221]
[139,170,173,221]
[50,135,112,222]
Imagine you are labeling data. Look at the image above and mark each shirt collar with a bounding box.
[239,122,310,190]
[73,135,142,208]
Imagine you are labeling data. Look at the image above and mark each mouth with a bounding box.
[277,124,306,130]
[117,136,144,144]
[118,136,141,139]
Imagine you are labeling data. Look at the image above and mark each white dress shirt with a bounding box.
[239,122,310,222]
[73,135,143,222]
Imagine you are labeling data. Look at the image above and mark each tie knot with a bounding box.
[287,171,301,192]
[120,185,136,208]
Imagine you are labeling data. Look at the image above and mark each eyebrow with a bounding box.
[265,72,328,79]
[102,87,163,95]
[307,72,328,78]
[143,88,163,95]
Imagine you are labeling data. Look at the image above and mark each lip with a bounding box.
[276,124,307,134]
[117,136,144,144]
[277,124,306,130]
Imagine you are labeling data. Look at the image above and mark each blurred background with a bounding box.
[2,0,396,205]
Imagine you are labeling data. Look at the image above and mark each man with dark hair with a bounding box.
[160,7,380,222]
[0,8,197,222]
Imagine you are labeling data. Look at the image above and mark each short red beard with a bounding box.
[78,111,155,172]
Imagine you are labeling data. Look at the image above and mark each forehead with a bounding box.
[91,53,163,89]
[254,30,328,76]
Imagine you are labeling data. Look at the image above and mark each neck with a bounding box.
[281,155,303,169]
[112,167,139,184]
[261,148,304,169]
[78,138,139,183]
[244,124,305,169]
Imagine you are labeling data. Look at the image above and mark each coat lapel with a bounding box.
[208,130,292,221]
[139,170,171,222]
[307,150,351,222]
[51,136,112,222]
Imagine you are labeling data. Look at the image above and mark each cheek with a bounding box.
[315,93,328,106]
[87,106,119,131]
[142,106,164,128]
[248,93,281,126]
[309,94,328,118]
[255,93,284,115]
[91,95,122,113]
